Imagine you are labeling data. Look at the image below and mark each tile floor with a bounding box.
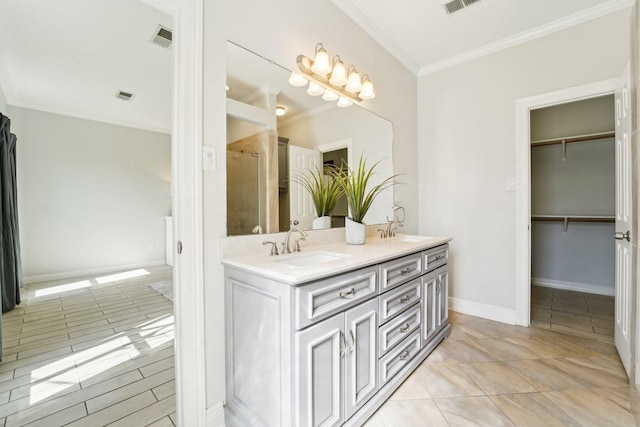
[0,265,175,426]
[530,286,614,343]
[3,272,634,426]
[365,311,634,426]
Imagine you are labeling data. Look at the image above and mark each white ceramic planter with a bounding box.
[312,216,331,230]
[345,217,366,245]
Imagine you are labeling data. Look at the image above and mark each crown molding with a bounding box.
[331,0,420,75]
[419,0,634,76]
[8,101,171,134]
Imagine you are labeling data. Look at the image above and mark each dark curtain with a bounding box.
[0,113,22,316]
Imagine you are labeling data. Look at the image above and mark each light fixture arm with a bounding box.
[296,55,363,103]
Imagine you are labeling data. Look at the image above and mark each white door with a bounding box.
[289,145,322,230]
[614,63,632,376]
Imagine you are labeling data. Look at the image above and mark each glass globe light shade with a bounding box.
[359,75,375,100]
[310,44,332,76]
[307,82,324,96]
[288,72,308,87]
[337,97,353,108]
[328,56,348,86]
[322,90,339,101]
[345,66,362,94]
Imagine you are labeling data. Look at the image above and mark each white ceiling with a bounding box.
[0,0,633,133]
[332,0,633,75]
[0,0,172,133]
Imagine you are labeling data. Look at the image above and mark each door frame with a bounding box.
[514,78,618,326]
[166,0,207,425]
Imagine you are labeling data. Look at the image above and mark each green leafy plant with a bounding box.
[330,155,397,224]
[295,165,345,217]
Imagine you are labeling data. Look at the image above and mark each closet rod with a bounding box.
[531,215,615,223]
[530,131,614,147]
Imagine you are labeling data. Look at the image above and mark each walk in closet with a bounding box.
[530,95,616,340]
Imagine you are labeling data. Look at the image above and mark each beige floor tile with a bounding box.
[378,399,448,427]
[415,361,484,398]
[388,371,430,400]
[436,338,497,363]
[474,338,541,361]
[506,359,594,391]
[434,396,515,426]
[543,388,635,426]
[147,416,176,427]
[460,362,536,395]
[490,392,580,427]
[152,379,176,401]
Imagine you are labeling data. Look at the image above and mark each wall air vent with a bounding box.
[442,0,483,14]
[150,24,172,48]
[115,90,134,101]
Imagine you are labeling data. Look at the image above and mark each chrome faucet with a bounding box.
[283,226,308,254]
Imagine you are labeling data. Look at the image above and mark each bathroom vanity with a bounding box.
[223,235,451,427]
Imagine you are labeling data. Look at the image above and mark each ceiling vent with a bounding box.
[441,0,483,14]
[115,90,134,101]
[150,24,173,48]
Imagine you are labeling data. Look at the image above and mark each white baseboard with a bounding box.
[23,260,167,285]
[207,401,225,426]
[449,297,517,324]
[532,277,614,296]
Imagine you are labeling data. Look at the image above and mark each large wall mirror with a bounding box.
[226,41,394,236]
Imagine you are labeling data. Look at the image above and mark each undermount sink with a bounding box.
[276,251,351,267]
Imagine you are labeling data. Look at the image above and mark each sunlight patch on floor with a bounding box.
[95,268,150,284]
[34,280,92,297]
[29,336,140,405]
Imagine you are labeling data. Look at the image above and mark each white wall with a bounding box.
[204,0,418,412]
[9,106,171,280]
[418,10,630,317]
[0,84,7,113]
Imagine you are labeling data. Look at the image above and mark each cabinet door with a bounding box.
[422,270,437,345]
[436,266,449,331]
[344,299,378,419]
[296,315,344,427]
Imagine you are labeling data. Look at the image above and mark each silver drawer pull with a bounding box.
[399,323,410,333]
[400,267,411,275]
[399,295,410,303]
[399,350,410,360]
[433,254,445,260]
[339,288,356,298]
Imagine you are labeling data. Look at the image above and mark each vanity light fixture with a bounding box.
[275,105,287,116]
[288,43,376,107]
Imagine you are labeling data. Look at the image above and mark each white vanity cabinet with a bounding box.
[296,298,378,426]
[224,240,451,427]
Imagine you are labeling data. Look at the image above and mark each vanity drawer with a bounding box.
[378,330,421,386]
[295,266,378,329]
[380,252,422,292]
[379,278,421,325]
[424,244,448,272]
[379,304,421,356]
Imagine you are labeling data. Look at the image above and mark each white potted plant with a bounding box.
[296,165,344,230]
[330,155,397,244]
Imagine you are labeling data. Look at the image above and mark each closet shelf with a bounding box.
[531,215,615,223]
[530,131,614,147]
[532,215,615,233]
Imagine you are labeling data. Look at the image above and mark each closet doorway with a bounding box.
[529,95,616,343]
[516,71,634,379]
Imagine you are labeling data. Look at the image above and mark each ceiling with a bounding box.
[332,0,633,75]
[0,0,172,133]
[0,0,633,134]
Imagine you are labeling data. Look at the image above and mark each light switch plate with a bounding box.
[203,146,216,171]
